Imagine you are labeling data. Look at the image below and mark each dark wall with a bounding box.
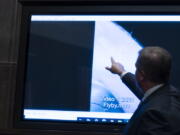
[0,0,18,130]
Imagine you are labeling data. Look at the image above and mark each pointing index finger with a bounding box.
[111,57,115,64]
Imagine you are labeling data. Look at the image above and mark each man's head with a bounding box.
[135,46,172,90]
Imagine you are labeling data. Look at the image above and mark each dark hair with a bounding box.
[136,46,172,83]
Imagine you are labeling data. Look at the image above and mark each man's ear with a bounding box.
[139,70,146,81]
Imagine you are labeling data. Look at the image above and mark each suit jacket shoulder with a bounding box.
[124,84,180,135]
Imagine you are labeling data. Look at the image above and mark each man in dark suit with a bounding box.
[106,46,180,135]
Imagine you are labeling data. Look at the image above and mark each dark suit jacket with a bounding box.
[122,73,180,135]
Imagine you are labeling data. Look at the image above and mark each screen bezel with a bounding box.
[14,0,180,133]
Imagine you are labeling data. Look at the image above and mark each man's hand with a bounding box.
[106,57,126,75]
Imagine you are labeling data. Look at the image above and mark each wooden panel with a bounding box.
[0,0,18,129]
[0,0,17,62]
[0,62,16,129]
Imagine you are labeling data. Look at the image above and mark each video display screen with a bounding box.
[23,15,180,123]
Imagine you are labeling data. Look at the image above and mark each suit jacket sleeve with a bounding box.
[121,72,144,100]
